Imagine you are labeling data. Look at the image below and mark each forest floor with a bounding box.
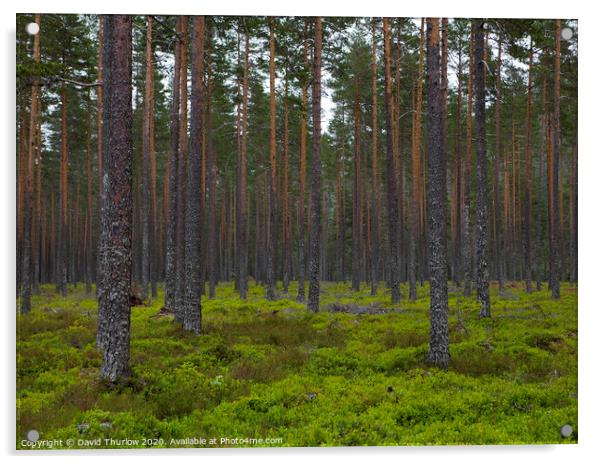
[16,281,577,448]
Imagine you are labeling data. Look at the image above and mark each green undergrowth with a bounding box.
[16,281,577,448]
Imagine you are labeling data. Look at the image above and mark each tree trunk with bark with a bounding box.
[383,18,401,304]
[308,17,322,313]
[183,15,205,334]
[98,14,133,382]
[474,19,491,317]
[425,17,450,368]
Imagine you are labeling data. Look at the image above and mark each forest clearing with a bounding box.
[16,13,577,448]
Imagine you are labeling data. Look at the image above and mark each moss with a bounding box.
[16,282,578,448]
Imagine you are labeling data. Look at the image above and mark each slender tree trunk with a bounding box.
[550,20,562,299]
[474,20,491,317]
[141,15,153,301]
[383,18,401,304]
[462,23,475,297]
[308,17,322,312]
[425,17,450,368]
[454,44,463,287]
[370,20,379,296]
[206,26,217,298]
[524,39,534,293]
[494,33,505,293]
[238,30,249,299]
[58,85,69,297]
[20,13,41,314]
[164,17,182,311]
[297,21,309,302]
[98,14,133,382]
[266,17,277,300]
[96,18,104,297]
[352,76,361,292]
[282,76,291,293]
[86,92,93,294]
[409,19,425,302]
[175,16,189,322]
[570,139,577,283]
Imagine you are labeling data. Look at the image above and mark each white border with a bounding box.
[1,1,598,463]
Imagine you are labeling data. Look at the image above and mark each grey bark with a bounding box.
[425,18,450,368]
[474,20,491,317]
[98,14,133,382]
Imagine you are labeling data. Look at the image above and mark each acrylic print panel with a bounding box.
[15,13,577,449]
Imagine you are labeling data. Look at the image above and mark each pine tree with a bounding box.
[307,17,322,313]
[98,14,133,382]
[425,17,450,368]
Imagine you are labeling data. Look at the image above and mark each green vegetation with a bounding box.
[17,282,577,448]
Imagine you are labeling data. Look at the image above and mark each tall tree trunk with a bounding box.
[20,13,41,314]
[383,18,401,304]
[98,14,133,382]
[409,19,425,301]
[370,19,379,296]
[454,44,463,287]
[474,20,491,317]
[59,85,68,296]
[141,15,153,301]
[307,17,323,312]
[425,17,450,368]
[297,20,309,302]
[86,92,93,294]
[282,76,291,293]
[462,23,475,297]
[238,30,249,299]
[175,16,189,322]
[524,39,534,293]
[494,33,505,293]
[96,17,104,297]
[206,25,217,298]
[164,17,182,310]
[352,76,361,292]
[183,15,205,334]
[266,17,277,300]
[550,20,562,299]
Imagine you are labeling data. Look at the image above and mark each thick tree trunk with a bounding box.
[307,17,322,312]
[98,14,133,382]
[425,17,450,368]
[182,16,205,334]
[474,20,491,317]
